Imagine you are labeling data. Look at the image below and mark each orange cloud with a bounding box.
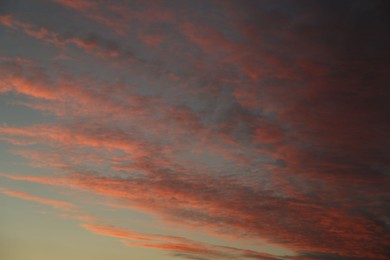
[3,169,387,259]
[1,1,389,259]
[0,187,75,210]
[83,224,282,260]
[0,15,13,27]
[51,0,97,10]
[1,58,388,258]
[81,224,152,241]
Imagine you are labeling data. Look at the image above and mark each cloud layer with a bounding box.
[0,0,389,259]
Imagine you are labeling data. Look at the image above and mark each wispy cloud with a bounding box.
[0,178,285,259]
[0,187,75,210]
[83,224,285,260]
[0,0,389,259]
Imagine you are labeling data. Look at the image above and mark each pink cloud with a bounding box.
[0,173,286,259]
[2,167,387,259]
[0,187,75,211]
[1,1,388,259]
[51,0,97,10]
[83,224,282,260]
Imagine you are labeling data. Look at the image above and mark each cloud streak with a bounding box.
[0,187,75,211]
[83,224,284,260]
[0,178,284,260]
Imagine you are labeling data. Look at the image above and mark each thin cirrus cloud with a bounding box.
[0,187,75,211]
[0,181,284,260]
[83,224,283,260]
[0,0,389,260]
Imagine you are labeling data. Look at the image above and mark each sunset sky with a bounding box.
[0,0,389,259]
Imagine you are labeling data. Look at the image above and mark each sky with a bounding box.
[0,0,389,259]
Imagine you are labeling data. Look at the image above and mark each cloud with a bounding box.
[83,224,284,260]
[51,0,97,10]
[1,164,388,259]
[51,0,174,35]
[0,185,96,223]
[0,1,389,259]
[0,187,75,210]
[0,174,285,259]
[0,15,127,60]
